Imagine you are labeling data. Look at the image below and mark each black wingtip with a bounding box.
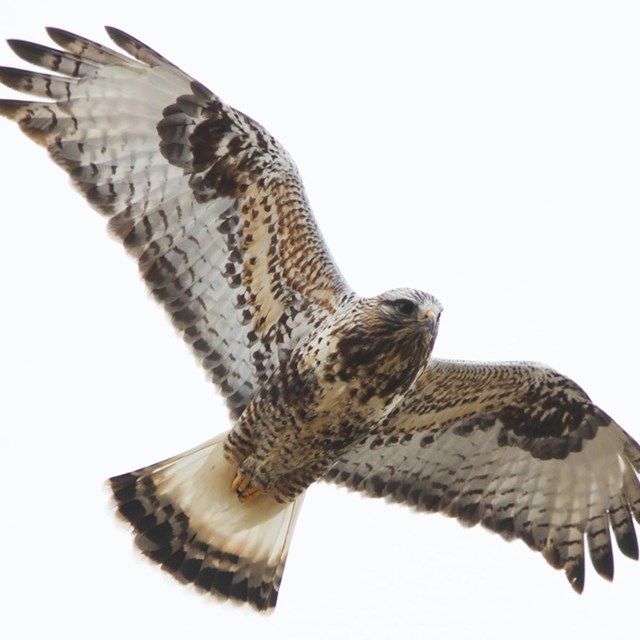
[617,528,639,561]
[104,26,136,50]
[6,39,36,62]
[104,26,124,38]
[104,26,174,69]
[0,67,25,91]
[590,553,614,582]
[567,567,585,594]
[104,26,149,53]
[0,98,29,121]
[45,27,79,49]
[6,39,65,70]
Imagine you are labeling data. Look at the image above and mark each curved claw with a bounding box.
[231,471,263,502]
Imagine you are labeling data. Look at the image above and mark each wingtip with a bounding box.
[590,553,614,583]
[0,98,29,121]
[5,39,51,68]
[103,26,173,69]
[617,527,639,561]
[45,26,78,48]
[104,26,131,48]
[566,562,585,594]
[6,39,29,57]
[0,67,24,91]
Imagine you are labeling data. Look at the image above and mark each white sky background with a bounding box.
[1,2,639,638]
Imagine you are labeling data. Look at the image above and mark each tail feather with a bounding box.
[109,433,303,611]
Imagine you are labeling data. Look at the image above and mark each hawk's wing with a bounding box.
[0,28,353,417]
[325,359,640,592]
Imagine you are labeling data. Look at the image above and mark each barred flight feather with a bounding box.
[327,359,640,592]
[2,28,638,612]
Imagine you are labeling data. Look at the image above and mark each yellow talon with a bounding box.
[238,485,263,502]
[231,472,250,494]
[231,472,263,501]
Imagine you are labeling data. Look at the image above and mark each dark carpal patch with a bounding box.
[496,387,604,460]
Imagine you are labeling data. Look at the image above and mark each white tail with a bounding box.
[109,432,304,611]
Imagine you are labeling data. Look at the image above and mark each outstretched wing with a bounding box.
[325,359,640,592]
[0,27,352,417]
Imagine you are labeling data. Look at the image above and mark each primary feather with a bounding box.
[1,27,638,611]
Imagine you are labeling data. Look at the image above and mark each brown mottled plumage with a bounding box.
[1,28,638,611]
[225,290,441,502]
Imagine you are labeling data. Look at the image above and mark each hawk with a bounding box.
[1,27,638,611]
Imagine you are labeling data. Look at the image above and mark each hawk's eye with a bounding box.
[393,299,416,316]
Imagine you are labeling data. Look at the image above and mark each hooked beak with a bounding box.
[421,309,439,329]
[422,309,437,323]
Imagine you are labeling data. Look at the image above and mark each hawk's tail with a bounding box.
[109,432,304,611]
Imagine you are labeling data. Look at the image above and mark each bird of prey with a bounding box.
[1,27,638,612]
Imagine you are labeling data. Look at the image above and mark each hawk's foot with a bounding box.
[231,458,263,502]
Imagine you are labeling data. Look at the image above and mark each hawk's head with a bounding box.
[339,287,442,351]
[374,288,442,337]
[326,288,442,401]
